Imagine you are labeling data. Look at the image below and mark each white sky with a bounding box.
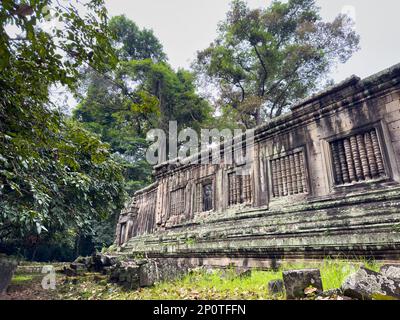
[105,0,400,83]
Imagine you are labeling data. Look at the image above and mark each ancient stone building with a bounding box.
[115,63,400,268]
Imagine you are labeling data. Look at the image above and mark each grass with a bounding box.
[9,258,382,300]
[55,258,381,300]
[11,274,34,284]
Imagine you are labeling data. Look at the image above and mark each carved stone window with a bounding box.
[271,151,308,198]
[228,173,252,205]
[169,187,185,216]
[194,181,214,212]
[330,128,386,186]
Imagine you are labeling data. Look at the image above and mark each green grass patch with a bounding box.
[11,274,34,284]
[15,258,382,300]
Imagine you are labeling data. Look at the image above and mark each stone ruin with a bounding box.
[114,63,400,270]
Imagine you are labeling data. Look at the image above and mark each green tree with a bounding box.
[109,14,166,62]
[74,16,213,195]
[194,0,360,128]
[118,59,212,133]
[74,68,157,195]
[0,1,126,258]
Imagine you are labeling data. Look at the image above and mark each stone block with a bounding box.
[317,288,343,298]
[389,120,400,141]
[139,261,158,287]
[283,269,323,299]
[342,267,400,300]
[268,279,284,295]
[386,100,400,113]
[385,110,400,124]
[90,253,118,272]
[379,265,400,281]
[0,255,18,294]
[70,262,86,272]
[238,269,252,278]
[108,261,140,290]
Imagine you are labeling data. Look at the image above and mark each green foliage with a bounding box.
[0,117,126,252]
[108,14,166,62]
[11,274,33,284]
[194,0,360,128]
[0,0,117,90]
[0,1,126,259]
[74,16,213,197]
[71,15,212,252]
[118,59,213,133]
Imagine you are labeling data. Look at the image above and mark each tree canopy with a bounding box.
[108,14,166,62]
[74,15,213,195]
[0,0,126,258]
[194,0,360,128]
[1,0,363,261]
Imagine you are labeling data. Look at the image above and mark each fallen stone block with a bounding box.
[221,266,251,279]
[62,266,78,277]
[70,262,86,272]
[90,253,118,272]
[238,269,252,278]
[268,279,284,295]
[341,267,400,300]
[380,265,400,281]
[283,269,323,299]
[0,255,18,294]
[139,261,158,287]
[108,261,140,290]
[317,288,343,298]
[72,256,93,271]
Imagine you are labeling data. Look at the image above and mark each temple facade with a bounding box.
[115,63,400,267]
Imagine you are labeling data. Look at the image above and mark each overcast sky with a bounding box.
[105,0,400,83]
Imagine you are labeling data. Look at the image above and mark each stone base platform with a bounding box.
[116,186,400,268]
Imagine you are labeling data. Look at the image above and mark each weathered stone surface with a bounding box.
[62,257,90,276]
[380,265,400,280]
[317,288,343,298]
[139,261,158,287]
[92,253,106,272]
[221,266,251,279]
[0,255,18,294]
[268,279,284,295]
[74,256,89,265]
[90,253,118,272]
[108,258,191,290]
[112,63,400,267]
[70,262,86,272]
[62,254,119,276]
[341,267,400,300]
[238,269,252,278]
[283,269,323,299]
[109,261,140,290]
[62,267,77,277]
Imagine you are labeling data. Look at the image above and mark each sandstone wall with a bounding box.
[115,63,400,262]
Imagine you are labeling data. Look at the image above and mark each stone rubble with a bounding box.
[0,254,18,294]
[341,267,400,300]
[61,253,400,300]
[268,279,285,296]
[379,264,400,281]
[282,269,323,299]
